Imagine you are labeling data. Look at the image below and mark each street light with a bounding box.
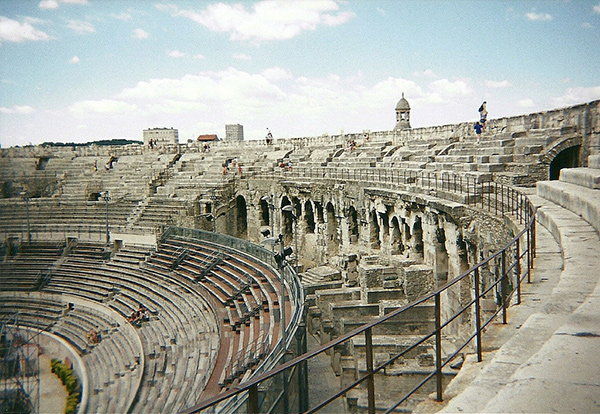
[102,191,111,244]
[281,205,298,276]
[20,191,31,244]
[261,233,293,413]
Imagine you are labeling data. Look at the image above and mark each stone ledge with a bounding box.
[559,167,600,189]
[537,179,600,234]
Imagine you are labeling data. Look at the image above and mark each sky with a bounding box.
[1,0,600,148]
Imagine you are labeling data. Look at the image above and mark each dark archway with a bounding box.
[235,195,248,238]
[347,206,359,244]
[549,145,580,180]
[304,200,315,233]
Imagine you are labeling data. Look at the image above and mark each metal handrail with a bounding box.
[182,169,536,414]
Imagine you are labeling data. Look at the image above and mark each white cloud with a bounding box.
[233,53,251,60]
[0,16,51,44]
[581,22,593,29]
[0,105,36,114]
[70,99,137,115]
[133,28,149,39]
[551,85,600,107]
[376,7,386,16]
[39,0,88,9]
[526,12,552,21]
[67,20,95,34]
[69,55,80,64]
[193,54,205,59]
[594,3,600,14]
[156,0,355,44]
[428,79,472,97]
[518,99,535,108]
[261,67,293,81]
[168,50,186,58]
[485,79,512,88]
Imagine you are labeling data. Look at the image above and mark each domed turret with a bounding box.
[396,93,410,111]
[394,93,411,130]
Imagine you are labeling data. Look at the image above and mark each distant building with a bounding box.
[143,127,179,146]
[196,134,219,142]
[225,124,244,141]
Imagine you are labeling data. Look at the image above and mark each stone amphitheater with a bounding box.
[1,98,599,414]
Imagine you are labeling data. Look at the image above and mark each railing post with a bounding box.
[434,293,443,401]
[516,238,521,305]
[501,250,507,324]
[249,384,259,414]
[365,327,376,414]
[474,268,483,362]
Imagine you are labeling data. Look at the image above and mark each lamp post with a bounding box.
[260,232,293,412]
[102,191,111,244]
[21,192,31,244]
[281,205,298,276]
[210,192,219,233]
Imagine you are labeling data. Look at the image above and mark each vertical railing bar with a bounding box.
[474,267,483,362]
[516,238,521,305]
[434,293,443,402]
[501,250,507,324]
[365,327,376,414]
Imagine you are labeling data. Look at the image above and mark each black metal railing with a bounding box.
[181,168,536,414]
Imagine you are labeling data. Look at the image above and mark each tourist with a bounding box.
[479,101,488,129]
[474,122,483,142]
[266,128,273,145]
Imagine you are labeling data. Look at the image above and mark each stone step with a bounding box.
[559,167,600,189]
[537,177,600,233]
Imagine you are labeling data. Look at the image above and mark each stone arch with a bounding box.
[325,202,339,255]
[390,216,403,254]
[370,209,380,249]
[539,135,583,180]
[434,226,449,284]
[347,206,359,245]
[304,200,316,234]
[280,196,292,241]
[259,197,270,228]
[235,195,248,238]
[411,216,423,260]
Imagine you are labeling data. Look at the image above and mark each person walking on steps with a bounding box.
[479,101,488,130]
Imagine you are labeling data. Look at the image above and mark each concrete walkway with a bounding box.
[424,199,600,413]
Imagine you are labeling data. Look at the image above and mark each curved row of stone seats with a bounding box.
[150,236,283,389]
[0,291,143,414]
[128,197,192,231]
[59,153,178,200]
[0,198,139,238]
[52,296,144,414]
[37,243,221,413]
[0,240,64,291]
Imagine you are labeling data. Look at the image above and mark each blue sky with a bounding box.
[1,0,599,147]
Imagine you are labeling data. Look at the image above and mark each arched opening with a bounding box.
[304,200,315,233]
[549,145,580,180]
[235,195,248,238]
[259,197,270,227]
[326,202,338,255]
[390,217,403,254]
[280,197,292,241]
[347,206,359,244]
[411,216,423,260]
[435,227,449,284]
[370,209,380,249]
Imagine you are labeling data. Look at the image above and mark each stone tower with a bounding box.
[394,93,411,130]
